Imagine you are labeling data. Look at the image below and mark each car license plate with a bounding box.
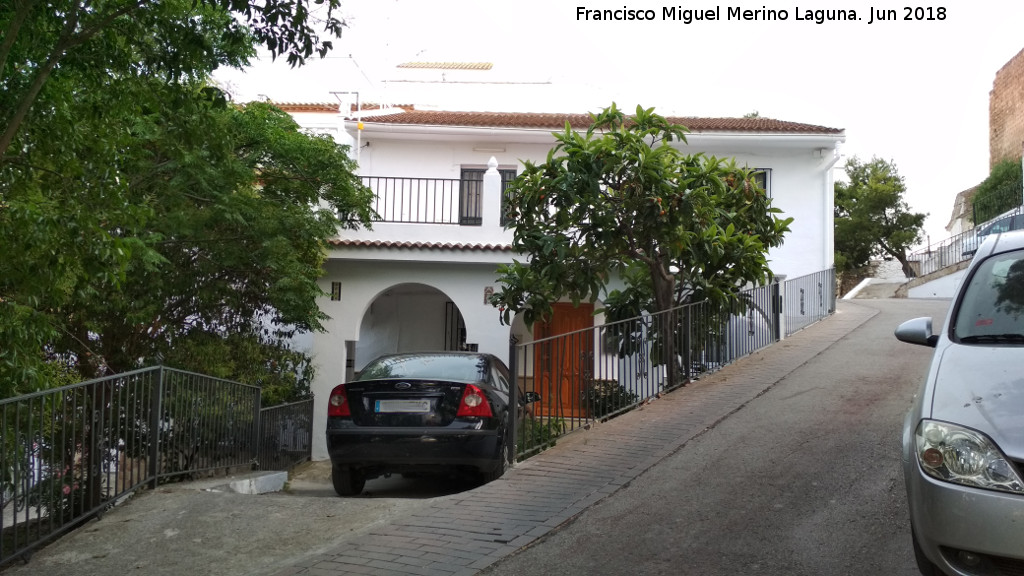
[375,399,431,413]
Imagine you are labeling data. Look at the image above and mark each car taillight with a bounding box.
[456,384,493,418]
[328,384,351,417]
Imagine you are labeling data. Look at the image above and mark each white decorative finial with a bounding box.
[487,156,498,169]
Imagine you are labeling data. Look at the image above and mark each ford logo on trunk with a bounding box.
[394,382,412,390]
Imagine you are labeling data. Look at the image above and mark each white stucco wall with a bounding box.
[908,270,966,298]
[724,150,836,279]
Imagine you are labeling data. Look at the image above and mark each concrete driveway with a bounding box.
[1,461,471,576]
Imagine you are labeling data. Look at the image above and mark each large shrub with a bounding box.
[974,159,1023,224]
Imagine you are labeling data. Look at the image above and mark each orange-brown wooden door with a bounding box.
[533,303,594,418]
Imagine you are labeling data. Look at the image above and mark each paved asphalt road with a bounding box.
[2,298,949,576]
[479,298,950,576]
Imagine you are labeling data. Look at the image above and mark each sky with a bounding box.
[214,0,1024,249]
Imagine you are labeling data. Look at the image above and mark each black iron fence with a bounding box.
[361,176,484,225]
[510,280,787,459]
[508,270,836,459]
[973,181,1022,225]
[255,400,314,472]
[783,268,837,337]
[908,228,981,276]
[0,366,311,567]
[908,206,1023,277]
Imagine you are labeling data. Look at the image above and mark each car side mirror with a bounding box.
[520,391,542,404]
[895,317,939,348]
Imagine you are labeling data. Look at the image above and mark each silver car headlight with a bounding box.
[916,420,1024,494]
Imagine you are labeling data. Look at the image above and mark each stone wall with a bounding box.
[990,47,1024,168]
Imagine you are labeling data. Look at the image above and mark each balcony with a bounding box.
[362,176,486,226]
[336,159,514,251]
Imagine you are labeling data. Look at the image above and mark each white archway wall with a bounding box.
[354,285,454,370]
[309,257,511,460]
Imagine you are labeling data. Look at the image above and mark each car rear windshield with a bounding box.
[357,354,489,382]
[954,248,1024,341]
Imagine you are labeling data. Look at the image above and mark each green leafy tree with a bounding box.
[1,0,346,160]
[489,104,791,386]
[834,157,925,278]
[0,1,361,397]
[53,99,373,399]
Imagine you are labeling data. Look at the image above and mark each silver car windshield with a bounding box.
[954,249,1024,342]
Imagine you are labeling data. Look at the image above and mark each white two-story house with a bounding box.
[277,103,845,459]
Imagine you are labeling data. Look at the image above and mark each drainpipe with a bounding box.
[330,91,362,164]
[820,148,843,270]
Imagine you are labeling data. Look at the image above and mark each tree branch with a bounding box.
[0,0,36,80]
[1,1,146,163]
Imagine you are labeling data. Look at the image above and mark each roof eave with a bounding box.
[351,121,846,148]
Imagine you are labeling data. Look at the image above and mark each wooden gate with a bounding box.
[533,303,594,418]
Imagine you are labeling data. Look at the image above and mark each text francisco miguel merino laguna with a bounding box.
[576,5,935,25]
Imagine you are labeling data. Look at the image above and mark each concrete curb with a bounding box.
[226,472,289,495]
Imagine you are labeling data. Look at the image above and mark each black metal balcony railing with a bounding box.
[0,367,312,568]
[361,176,484,225]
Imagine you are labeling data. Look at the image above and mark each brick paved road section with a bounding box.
[275,302,878,576]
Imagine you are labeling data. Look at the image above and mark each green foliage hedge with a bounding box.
[973,159,1023,224]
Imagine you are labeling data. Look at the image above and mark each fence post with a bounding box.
[84,379,103,513]
[776,275,788,339]
[771,278,782,342]
[507,335,519,467]
[828,268,837,313]
[148,367,163,489]
[681,307,691,382]
[252,388,262,471]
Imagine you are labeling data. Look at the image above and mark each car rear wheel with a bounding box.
[481,441,509,483]
[331,465,365,497]
[911,527,945,576]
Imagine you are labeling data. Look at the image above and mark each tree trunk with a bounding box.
[897,251,916,278]
[651,271,678,390]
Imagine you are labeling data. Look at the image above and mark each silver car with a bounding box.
[896,230,1024,576]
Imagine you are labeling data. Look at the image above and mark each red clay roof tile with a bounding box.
[328,239,513,252]
[359,110,842,134]
[273,102,339,113]
[395,62,493,70]
[272,102,415,114]
[269,103,842,134]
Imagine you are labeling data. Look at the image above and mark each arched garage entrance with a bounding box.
[349,283,470,379]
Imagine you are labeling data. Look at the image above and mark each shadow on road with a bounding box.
[286,460,483,499]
